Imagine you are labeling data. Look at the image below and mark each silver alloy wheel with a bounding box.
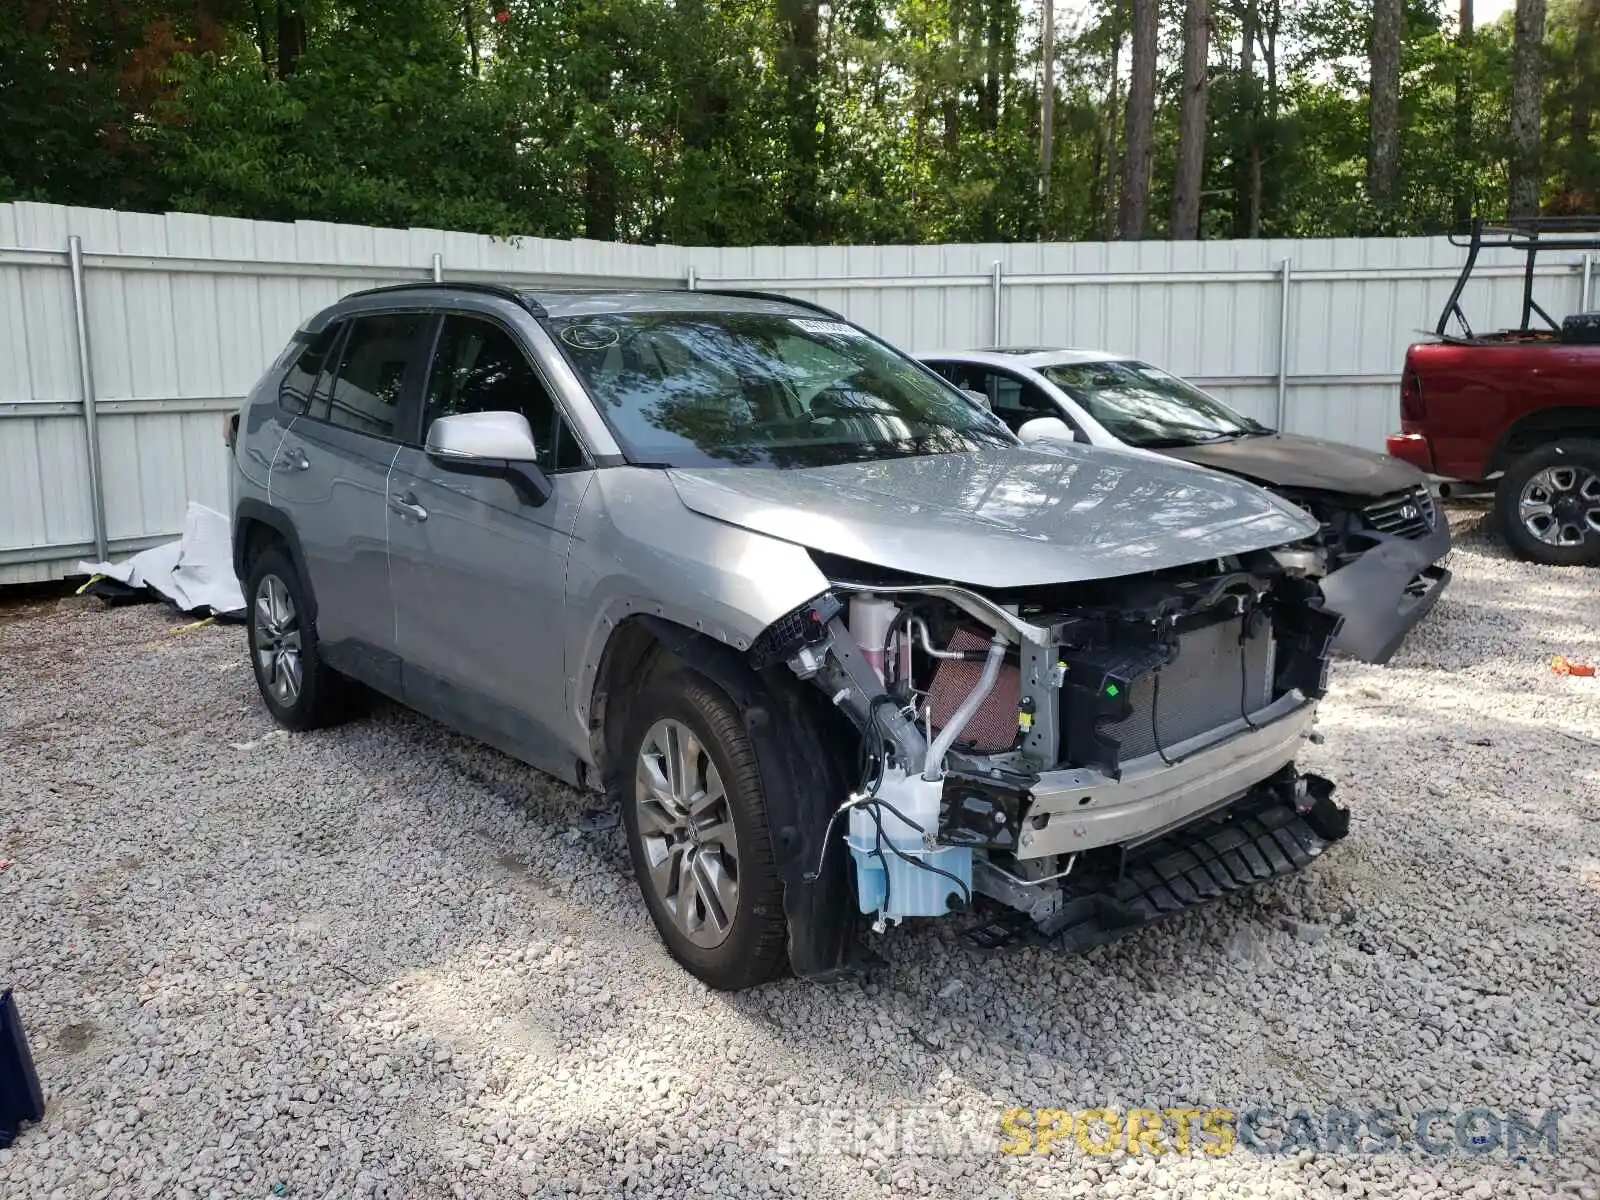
[1519,466,1600,547]
[253,573,304,707]
[634,718,740,948]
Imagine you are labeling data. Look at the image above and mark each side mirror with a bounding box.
[961,388,992,412]
[1016,416,1079,446]
[425,411,552,505]
[427,411,539,460]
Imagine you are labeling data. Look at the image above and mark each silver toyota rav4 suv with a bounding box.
[230,283,1351,990]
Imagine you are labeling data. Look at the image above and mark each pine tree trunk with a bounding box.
[1453,0,1475,229]
[1233,0,1259,238]
[943,0,962,156]
[253,0,272,77]
[275,0,305,78]
[1567,0,1599,206]
[1367,0,1402,226]
[1117,0,1158,239]
[980,0,1001,132]
[1171,0,1210,239]
[778,0,823,238]
[1093,29,1122,240]
[1509,0,1547,219]
[1040,0,1056,229]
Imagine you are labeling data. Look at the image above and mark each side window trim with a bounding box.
[306,321,348,422]
[277,320,344,418]
[398,314,445,447]
[296,308,432,445]
[423,308,593,471]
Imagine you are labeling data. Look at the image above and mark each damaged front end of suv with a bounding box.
[584,440,1353,983]
[749,544,1348,969]
[548,295,1352,986]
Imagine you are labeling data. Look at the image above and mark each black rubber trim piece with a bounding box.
[960,774,1348,956]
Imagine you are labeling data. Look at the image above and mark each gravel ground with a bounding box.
[2,508,1598,1200]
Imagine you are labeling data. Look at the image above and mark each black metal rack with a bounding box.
[1437,216,1600,339]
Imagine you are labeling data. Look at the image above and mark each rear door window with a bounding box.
[423,314,586,470]
[322,313,430,440]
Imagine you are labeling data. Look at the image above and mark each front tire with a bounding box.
[1495,440,1600,566]
[619,672,789,990]
[245,545,351,730]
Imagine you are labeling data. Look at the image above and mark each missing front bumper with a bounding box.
[963,772,1348,954]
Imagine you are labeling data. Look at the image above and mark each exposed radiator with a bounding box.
[1101,616,1275,762]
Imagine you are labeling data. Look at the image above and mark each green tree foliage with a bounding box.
[1,0,1595,242]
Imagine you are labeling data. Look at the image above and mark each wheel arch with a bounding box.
[1489,408,1600,474]
[233,499,316,620]
[588,614,863,979]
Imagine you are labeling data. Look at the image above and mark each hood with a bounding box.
[1158,432,1425,497]
[666,444,1318,589]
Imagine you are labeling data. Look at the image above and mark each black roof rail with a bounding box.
[692,287,848,321]
[346,280,548,317]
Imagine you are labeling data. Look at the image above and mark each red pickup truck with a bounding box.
[1389,218,1600,566]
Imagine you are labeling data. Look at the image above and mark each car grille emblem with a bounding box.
[1399,503,1419,522]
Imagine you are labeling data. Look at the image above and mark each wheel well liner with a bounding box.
[232,499,316,620]
[590,614,862,978]
[1490,408,1600,473]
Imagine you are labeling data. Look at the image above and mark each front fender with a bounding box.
[563,468,830,744]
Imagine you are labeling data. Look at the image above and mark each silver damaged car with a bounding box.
[229,285,1351,990]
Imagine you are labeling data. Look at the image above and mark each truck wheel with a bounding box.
[245,545,353,730]
[619,671,789,990]
[1495,441,1600,566]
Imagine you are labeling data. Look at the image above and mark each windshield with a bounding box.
[1040,360,1270,448]
[547,310,1014,468]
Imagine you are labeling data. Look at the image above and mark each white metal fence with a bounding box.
[2,200,1593,584]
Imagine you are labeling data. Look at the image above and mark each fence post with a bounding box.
[991,260,1004,345]
[686,264,697,291]
[1582,253,1593,313]
[1275,257,1293,432]
[67,235,108,562]
[431,252,443,283]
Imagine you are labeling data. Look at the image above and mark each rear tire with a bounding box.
[619,671,789,990]
[245,545,352,730]
[1494,440,1600,566]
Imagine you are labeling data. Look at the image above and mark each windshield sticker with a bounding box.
[560,324,621,350]
[791,317,864,338]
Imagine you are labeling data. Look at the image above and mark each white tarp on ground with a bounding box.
[76,502,245,616]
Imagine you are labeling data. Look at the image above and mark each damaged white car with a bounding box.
[230,285,1350,990]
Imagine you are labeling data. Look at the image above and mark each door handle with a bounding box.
[389,493,428,522]
[283,447,311,472]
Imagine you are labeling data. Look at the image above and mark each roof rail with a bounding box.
[347,280,548,317]
[693,287,847,321]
